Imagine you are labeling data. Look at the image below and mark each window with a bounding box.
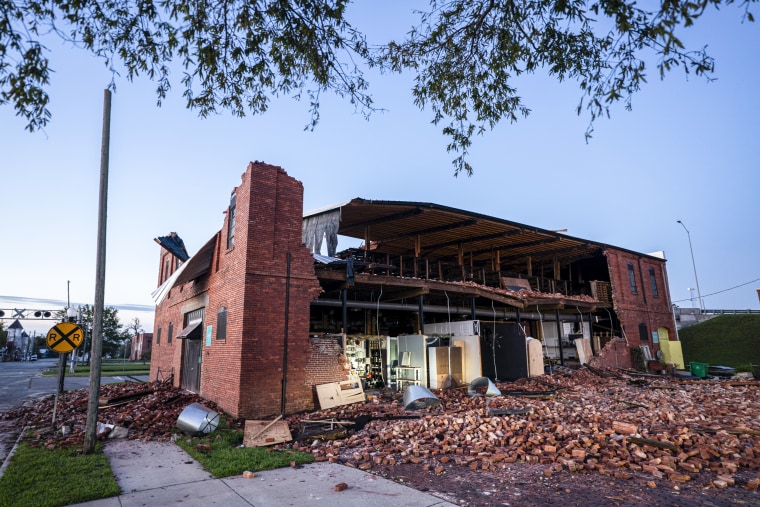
[163,258,170,283]
[168,322,174,344]
[217,306,227,341]
[649,267,659,296]
[639,323,649,341]
[628,262,637,294]
[227,193,236,249]
[156,326,161,345]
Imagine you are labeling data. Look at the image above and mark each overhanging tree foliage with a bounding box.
[78,304,129,359]
[1,1,755,174]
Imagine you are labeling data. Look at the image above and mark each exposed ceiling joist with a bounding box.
[378,219,478,243]
[349,207,424,230]
[383,288,429,302]
[419,229,523,256]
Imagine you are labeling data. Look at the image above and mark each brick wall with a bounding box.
[151,161,324,420]
[604,248,677,357]
[235,162,322,419]
[149,248,190,385]
[304,336,350,405]
[589,337,632,369]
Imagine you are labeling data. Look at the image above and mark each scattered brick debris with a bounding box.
[4,381,230,449]
[4,367,760,506]
[281,366,760,500]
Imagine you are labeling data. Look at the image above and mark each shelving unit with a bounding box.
[344,339,366,376]
[344,336,386,388]
[365,339,385,388]
[396,366,421,389]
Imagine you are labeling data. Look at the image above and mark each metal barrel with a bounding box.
[176,402,220,435]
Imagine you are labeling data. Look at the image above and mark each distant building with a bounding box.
[150,162,678,420]
[130,332,153,361]
[6,320,25,360]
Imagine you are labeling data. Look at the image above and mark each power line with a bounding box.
[672,277,760,303]
[0,295,153,312]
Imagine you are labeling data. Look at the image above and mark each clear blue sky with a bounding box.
[2,3,759,337]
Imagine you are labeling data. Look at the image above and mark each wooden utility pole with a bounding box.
[84,89,111,454]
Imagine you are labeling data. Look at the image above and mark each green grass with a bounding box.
[42,360,150,377]
[0,422,315,506]
[174,423,315,478]
[679,314,760,369]
[0,443,120,507]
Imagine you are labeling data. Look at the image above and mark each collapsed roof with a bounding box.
[304,199,636,313]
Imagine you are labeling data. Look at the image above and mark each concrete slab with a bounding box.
[103,439,213,492]
[63,498,121,507]
[223,462,457,506]
[67,440,456,507]
[118,479,251,507]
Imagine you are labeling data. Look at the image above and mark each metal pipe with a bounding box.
[311,298,591,322]
[555,309,564,366]
[418,294,425,334]
[341,288,347,333]
[281,252,291,416]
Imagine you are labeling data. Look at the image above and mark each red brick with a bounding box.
[151,162,334,419]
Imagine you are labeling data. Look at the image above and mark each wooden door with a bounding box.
[181,338,202,392]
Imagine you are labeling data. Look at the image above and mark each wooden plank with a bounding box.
[98,388,154,406]
[575,337,593,365]
[527,338,543,377]
[316,380,365,410]
[247,415,282,442]
[243,420,293,447]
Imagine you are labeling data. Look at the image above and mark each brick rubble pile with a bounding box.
[286,368,760,490]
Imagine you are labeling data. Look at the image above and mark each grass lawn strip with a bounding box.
[0,443,120,507]
[175,424,314,478]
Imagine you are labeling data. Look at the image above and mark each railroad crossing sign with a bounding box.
[46,322,85,353]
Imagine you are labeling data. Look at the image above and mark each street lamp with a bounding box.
[687,287,696,308]
[677,220,704,313]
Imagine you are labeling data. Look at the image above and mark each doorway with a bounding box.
[181,337,202,392]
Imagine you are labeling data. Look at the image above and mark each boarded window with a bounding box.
[628,263,637,294]
[639,323,648,341]
[217,307,227,341]
[227,193,236,249]
[649,267,659,296]
[177,308,206,340]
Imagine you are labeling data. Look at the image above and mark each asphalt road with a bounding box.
[0,358,147,414]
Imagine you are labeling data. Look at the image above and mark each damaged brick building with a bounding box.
[150,161,679,420]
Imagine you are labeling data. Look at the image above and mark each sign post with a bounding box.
[47,322,84,425]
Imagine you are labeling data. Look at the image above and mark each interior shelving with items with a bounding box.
[344,336,386,389]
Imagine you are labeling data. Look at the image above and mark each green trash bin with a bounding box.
[690,362,709,378]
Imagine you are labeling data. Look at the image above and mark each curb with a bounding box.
[0,425,28,480]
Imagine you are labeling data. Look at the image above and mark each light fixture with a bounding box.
[677,220,704,312]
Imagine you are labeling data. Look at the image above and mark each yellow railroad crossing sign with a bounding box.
[46,322,85,353]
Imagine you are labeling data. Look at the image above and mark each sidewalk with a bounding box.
[69,439,457,507]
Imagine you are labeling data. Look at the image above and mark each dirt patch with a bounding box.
[285,368,760,506]
[367,461,759,506]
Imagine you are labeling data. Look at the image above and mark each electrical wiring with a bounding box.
[672,277,760,304]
